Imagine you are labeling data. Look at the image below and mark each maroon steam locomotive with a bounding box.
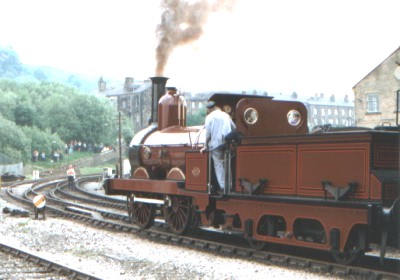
[104,77,399,265]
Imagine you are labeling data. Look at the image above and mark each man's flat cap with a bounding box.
[206,101,216,108]
[166,87,177,91]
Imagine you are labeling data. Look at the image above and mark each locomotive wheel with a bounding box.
[128,194,156,229]
[247,238,267,250]
[332,228,365,265]
[164,195,197,235]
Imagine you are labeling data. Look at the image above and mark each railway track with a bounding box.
[2,177,399,279]
[0,241,101,280]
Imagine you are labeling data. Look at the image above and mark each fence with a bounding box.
[0,162,24,176]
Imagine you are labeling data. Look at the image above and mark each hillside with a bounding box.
[22,64,122,92]
[0,45,122,93]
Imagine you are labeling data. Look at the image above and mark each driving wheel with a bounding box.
[128,193,156,229]
[164,195,197,235]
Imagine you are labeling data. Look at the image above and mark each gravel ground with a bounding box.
[0,184,355,279]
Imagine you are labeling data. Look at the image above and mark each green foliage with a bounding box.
[31,151,94,170]
[0,90,17,120]
[0,46,23,78]
[21,126,64,156]
[120,114,135,145]
[67,74,81,88]
[0,78,121,163]
[33,68,47,81]
[0,116,31,161]
[80,165,114,175]
[14,100,37,126]
[0,153,15,164]
[69,94,114,144]
[186,108,207,126]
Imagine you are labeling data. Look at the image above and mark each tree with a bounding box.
[14,100,37,126]
[120,113,135,145]
[41,93,78,140]
[33,68,48,81]
[0,116,31,162]
[187,108,206,126]
[0,89,17,121]
[67,74,81,88]
[0,78,121,161]
[66,94,113,144]
[0,46,23,78]
[21,126,64,158]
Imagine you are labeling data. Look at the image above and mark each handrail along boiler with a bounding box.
[104,76,399,265]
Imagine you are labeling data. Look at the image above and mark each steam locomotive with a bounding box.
[104,77,399,265]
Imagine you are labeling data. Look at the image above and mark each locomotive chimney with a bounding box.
[149,76,169,125]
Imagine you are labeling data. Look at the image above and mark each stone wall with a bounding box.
[0,162,23,176]
[353,47,400,128]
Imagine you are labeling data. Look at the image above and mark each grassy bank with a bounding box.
[80,165,114,175]
[30,151,95,170]
[26,151,121,178]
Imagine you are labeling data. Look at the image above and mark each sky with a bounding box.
[1,0,399,98]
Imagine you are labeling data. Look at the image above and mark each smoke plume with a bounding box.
[155,0,236,76]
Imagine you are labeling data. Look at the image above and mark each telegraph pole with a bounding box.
[394,64,400,126]
[118,112,123,178]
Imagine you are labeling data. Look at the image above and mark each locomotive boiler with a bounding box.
[104,76,399,265]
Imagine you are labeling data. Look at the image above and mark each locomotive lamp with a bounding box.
[287,109,301,126]
[244,108,258,125]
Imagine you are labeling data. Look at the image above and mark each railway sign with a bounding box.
[33,195,46,209]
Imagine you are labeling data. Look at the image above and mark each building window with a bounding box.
[366,93,379,113]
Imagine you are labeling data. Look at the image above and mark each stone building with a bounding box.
[271,92,355,130]
[186,90,355,130]
[185,92,212,116]
[353,46,400,128]
[303,94,354,129]
[98,77,152,133]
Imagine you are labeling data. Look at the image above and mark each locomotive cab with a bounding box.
[208,93,309,138]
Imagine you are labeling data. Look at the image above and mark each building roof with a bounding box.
[100,80,151,98]
[352,46,400,89]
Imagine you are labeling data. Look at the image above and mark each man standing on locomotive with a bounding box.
[201,101,236,193]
